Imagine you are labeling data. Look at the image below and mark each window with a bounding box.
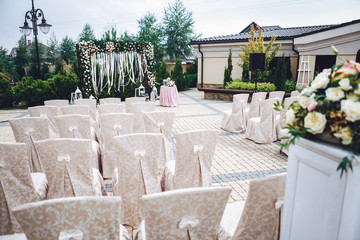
[314,55,336,74]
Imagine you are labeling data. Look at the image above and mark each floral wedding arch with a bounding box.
[77,40,155,97]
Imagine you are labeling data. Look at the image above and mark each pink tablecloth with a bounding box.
[160,86,179,107]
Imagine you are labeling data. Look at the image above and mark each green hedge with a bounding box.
[284,80,296,92]
[225,79,276,92]
[0,73,13,108]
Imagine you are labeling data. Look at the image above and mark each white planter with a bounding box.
[281,137,360,240]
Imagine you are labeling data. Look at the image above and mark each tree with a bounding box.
[185,58,198,88]
[271,54,292,90]
[155,59,170,89]
[28,39,45,79]
[162,0,196,60]
[59,35,76,65]
[101,25,119,42]
[238,25,281,82]
[137,12,165,64]
[47,32,60,67]
[78,24,96,42]
[0,47,16,78]
[223,49,233,88]
[13,36,29,80]
[171,58,185,90]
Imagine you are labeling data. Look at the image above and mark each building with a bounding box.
[190,19,360,89]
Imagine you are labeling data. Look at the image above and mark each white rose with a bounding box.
[333,126,352,145]
[311,72,330,90]
[341,99,360,122]
[286,108,295,125]
[298,96,309,108]
[300,87,313,96]
[354,84,360,95]
[304,112,327,134]
[325,87,345,101]
[346,93,360,102]
[338,78,353,91]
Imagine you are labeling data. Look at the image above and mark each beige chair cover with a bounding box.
[55,114,100,169]
[99,113,134,178]
[143,111,175,175]
[0,233,26,239]
[97,103,124,115]
[290,90,301,97]
[44,100,69,115]
[221,94,249,132]
[0,143,47,235]
[162,129,219,191]
[245,98,278,144]
[9,117,49,173]
[269,91,285,100]
[245,92,267,123]
[219,173,286,240]
[12,196,130,240]
[134,187,231,240]
[61,105,89,115]
[74,99,97,122]
[111,133,163,226]
[276,97,298,139]
[126,102,155,133]
[99,97,122,104]
[34,138,106,199]
[28,105,59,138]
[125,96,145,112]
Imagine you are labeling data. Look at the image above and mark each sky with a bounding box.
[0,0,359,52]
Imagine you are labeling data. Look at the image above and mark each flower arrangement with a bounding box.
[167,78,175,87]
[283,47,360,176]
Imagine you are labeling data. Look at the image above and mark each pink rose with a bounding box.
[307,98,317,112]
[323,68,332,75]
[342,60,360,73]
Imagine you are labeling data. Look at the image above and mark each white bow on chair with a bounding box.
[57,155,71,163]
[25,128,34,136]
[113,124,122,135]
[179,216,200,240]
[58,229,83,240]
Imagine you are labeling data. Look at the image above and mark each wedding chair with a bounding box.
[44,99,69,115]
[0,143,47,235]
[28,105,59,138]
[162,129,219,191]
[245,92,267,123]
[290,90,301,97]
[245,98,278,143]
[74,98,97,122]
[61,105,90,115]
[134,187,232,240]
[221,94,249,132]
[126,102,155,133]
[99,97,122,104]
[218,173,286,240]
[143,111,175,175]
[9,117,50,173]
[97,103,124,115]
[269,91,285,100]
[125,96,145,112]
[276,97,298,139]
[111,133,163,226]
[11,196,130,240]
[99,113,134,178]
[55,114,100,169]
[34,138,106,199]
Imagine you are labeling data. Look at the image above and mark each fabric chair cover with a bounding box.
[74,99,97,122]
[221,94,249,132]
[125,97,145,112]
[9,117,50,173]
[99,97,122,104]
[28,106,59,138]
[219,173,286,240]
[162,129,219,191]
[99,113,134,178]
[12,196,130,240]
[134,187,231,240]
[55,114,100,169]
[44,100,69,115]
[245,98,278,144]
[97,103,124,115]
[268,91,285,100]
[61,105,90,115]
[245,92,267,123]
[0,143,47,235]
[34,138,106,199]
[126,102,155,133]
[143,111,175,175]
[290,90,301,97]
[0,234,26,239]
[276,97,298,139]
[111,133,163,226]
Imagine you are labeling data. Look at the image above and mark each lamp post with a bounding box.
[19,0,51,78]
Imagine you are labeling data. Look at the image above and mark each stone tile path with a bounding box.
[0,88,288,203]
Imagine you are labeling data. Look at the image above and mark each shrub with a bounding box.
[171,58,186,91]
[223,49,233,88]
[0,72,13,108]
[270,55,292,90]
[284,79,297,92]
[185,73,197,88]
[185,58,197,88]
[48,73,79,100]
[155,59,169,91]
[225,78,276,92]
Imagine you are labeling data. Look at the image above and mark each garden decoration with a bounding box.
[282,47,360,177]
[77,40,155,97]
[167,78,175,87]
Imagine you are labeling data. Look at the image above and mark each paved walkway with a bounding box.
[0,88,288,201]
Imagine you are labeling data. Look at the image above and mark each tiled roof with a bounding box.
[190,19,360,45]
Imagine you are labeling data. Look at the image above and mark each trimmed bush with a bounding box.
[0,73,13,108]
[225,78,276,92]
[171,58,186,91]
[48,73,79,100]
[155,59,169,91]
[284,79,296,92]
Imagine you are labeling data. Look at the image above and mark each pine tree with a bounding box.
[59,36,76,65]
[156,59,170,88]
[223,49,233,88]
[14,36,29,80]
[78,24,96,42]
[171,58,185,90]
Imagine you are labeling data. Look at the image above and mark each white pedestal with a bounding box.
[281,137,360,240]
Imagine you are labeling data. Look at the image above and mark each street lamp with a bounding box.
[19,0,51,78]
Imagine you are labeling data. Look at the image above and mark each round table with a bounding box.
[160,86,179,107]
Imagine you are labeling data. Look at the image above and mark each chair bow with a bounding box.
[134,150,145,157]
[193,145,204,153]
[68,126,78,132]
[157,122,165,128]
[40,114,47,118]
[57,155,71,163]
[275,196,284,209]
[25,128,34,136]
[178,216,200,229]
[58,229,83,240]
[0,163,4,169]
[113,124,122,130]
